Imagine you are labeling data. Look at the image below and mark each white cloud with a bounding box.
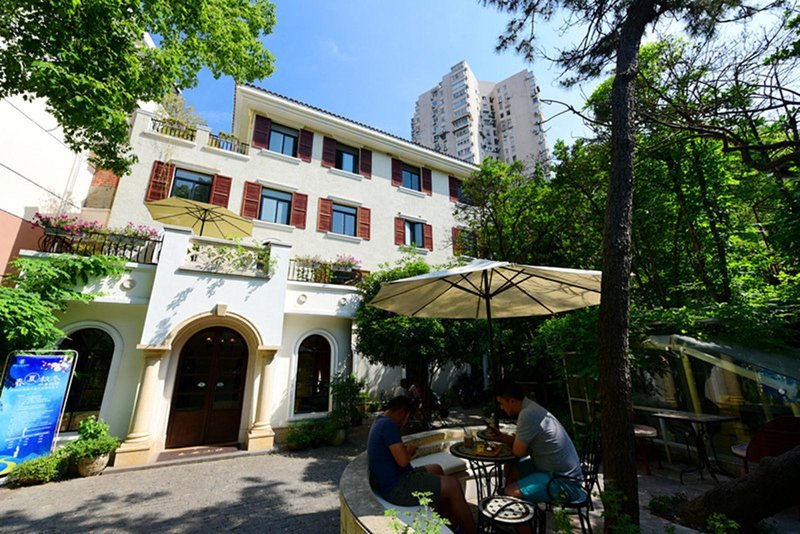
[323,38,354,62]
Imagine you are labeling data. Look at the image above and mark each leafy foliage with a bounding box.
[384,491,450,534]
[6,451,69,487]
[0,255,125,355]
[648,492,688,521]
[0,0,276,175]
[355,255,485,374]
[62,416,121,459]
[330,373,366,429]
[284,417,341,450]
[355,255,486,424]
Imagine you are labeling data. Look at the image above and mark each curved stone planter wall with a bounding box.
[339,427,474,534]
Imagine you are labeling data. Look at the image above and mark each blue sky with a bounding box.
[182,1,598,147]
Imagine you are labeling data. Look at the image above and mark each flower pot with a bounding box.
[330,428,347,447]
[77,454,109,477]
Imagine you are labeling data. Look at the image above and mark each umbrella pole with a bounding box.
[483,271,502,424]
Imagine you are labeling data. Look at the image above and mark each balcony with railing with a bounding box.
[287,258,365,286]
[182,238,275,279]
[37,229,162,264]
[207,133,250,156]
[149,118,197,142]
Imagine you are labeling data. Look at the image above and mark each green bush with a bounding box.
[286,417,343,450]
[331,373,366,427]
[7,452,69,487]
[64,434,120,459]
[648,492,688,521]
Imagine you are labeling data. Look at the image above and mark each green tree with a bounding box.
[0,255,125,356]
[0,0,276,175]
[355,255,485,425]
[482,0,765,525]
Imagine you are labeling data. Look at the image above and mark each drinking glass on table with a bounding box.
[463,428,474,448]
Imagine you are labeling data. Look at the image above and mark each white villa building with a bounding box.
[35,85,477,466]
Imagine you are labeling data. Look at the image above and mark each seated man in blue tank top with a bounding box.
[368,396,476,534]
[487,379,585,506]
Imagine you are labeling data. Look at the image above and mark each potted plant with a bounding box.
[331,254,361,272]
[65,416,121,477]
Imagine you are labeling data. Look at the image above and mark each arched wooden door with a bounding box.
[166,327,248,449]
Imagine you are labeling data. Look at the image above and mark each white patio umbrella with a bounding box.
[368,259,602,388]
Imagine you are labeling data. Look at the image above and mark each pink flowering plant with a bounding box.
[33,213,159,241]
[116,222,160,240]
[332,254,361,269]
[33,213,104,237]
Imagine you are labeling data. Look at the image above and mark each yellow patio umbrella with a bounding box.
[145,197,253,239]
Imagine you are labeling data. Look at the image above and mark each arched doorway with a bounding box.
[294,334,332,415]
[58,328,115,432]
[166,327,248,448]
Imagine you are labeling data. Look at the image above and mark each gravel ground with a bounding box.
[0,443,362,534]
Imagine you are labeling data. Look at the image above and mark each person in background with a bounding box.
[368,396,476,534]
[393,377,410,398]
[487,379,585,507]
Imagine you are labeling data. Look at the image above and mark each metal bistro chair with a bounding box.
[534,421,601,534]
[578,420,602,509]
[479,494,537,533]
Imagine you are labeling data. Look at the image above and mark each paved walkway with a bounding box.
[0,443,361,533]
[2,409,797,533]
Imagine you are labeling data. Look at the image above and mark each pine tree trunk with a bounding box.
[676,446,800,532]
[599,0,657,527]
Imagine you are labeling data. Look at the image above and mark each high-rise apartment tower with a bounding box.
[411,61,548,169]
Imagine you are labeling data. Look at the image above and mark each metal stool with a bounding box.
[478,495,537,533]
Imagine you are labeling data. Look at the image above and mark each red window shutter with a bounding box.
[357,207,371,240]
[449,176,460,202]
[299,129,313,162]
[360,148,372,178]
[452,227,462,255]
[252,115,271,149]
[210,175,232,207]
[394,217,405,245]
[145,161,175,202]
[422,168,432,196]
[241,181,262,219]
[317,198,333,232]
[291,192,308,229]
[322,136,336,168]
[391,158,402,187]
[423,224,433,250]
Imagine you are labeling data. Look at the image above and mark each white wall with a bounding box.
[0,95,93,220]
[137,228,291,348]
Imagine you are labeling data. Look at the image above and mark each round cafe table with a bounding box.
[449,441,516,503]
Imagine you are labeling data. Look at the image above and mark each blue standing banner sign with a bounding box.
[0,350,78,476]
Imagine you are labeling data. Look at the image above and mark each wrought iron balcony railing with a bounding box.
[38,229,162,264]
[287,259,365,286]
[207,134,250,155]
[149,118,197,141]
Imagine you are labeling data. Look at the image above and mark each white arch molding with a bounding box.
[59,321,125,430]
[289,329,339,421]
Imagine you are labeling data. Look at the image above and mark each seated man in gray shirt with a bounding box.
[487,379,585,504]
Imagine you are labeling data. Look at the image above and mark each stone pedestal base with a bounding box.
[113,440,156,467]
[245,426,275,451]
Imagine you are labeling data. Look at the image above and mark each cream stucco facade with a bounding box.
[31,86,477,466]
